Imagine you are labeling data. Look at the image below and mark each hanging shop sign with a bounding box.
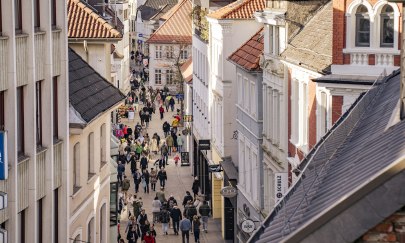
[181,152,190,166]
[241,219,255,234]
[198,139,210,150]
[208,164,222,173]
[0,132,7,180]
[220,186,237,198]
[274,172,288,203]
[183,115,193,122]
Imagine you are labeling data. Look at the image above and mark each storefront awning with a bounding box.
[220,157,238,181]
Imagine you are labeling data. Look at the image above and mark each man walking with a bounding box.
[159,105,165,120]
[177,133,184,153]
[157,168,167,188]
[133,169,142,193]
[199,201,211,232]
[179,217,191,243]
[117,161,125,186]
[170,204,182,235]
[160,143,169,167]
[160,207,171,235]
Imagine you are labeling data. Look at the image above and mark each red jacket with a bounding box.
[159,107,164,113]
[143,235,155,243]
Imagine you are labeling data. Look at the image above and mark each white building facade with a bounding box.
[0,0,69,242]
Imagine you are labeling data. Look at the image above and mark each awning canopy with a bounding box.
[220,157,238,181]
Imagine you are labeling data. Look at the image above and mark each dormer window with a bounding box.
[355,5,370,47]
[380,5,394,47]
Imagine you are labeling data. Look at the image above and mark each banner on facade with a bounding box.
[0,132,7,180]
[274,172,288,203]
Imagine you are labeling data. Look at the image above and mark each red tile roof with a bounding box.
[67,0,122,39]
[146,0,192,44]
[228,28,264,71]
[207,0,265,20]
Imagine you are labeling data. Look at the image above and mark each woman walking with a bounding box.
[151,196,161,223]
[193,215,201,243]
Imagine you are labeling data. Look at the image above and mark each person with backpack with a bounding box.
[192,216,201,243]
[122,175,131,200]
[160,207,171,235]
[170,204,182,235]
[165,134,174,156]
[198,201,211,232]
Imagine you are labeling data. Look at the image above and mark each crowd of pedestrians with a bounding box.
[115,73,212,243]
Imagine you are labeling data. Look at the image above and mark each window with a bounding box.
[34,0,40,29]
[88,132,95,178]
[380,5,394,47]
[0,0,3,34]
[73,143,80,190]
[245,144,251,195]
[166,69,174,84]
[155,69,162,84]
[244,78,249,111]
[36,81,42,147]
[318,91,328,139]
[53,77,58,140]
[299,83,308,146]
[87,217,94,243]
[17,87,24,156]
[237,74,242,105]
[19,209,25,243]
[166,46,174,59]
[250,81,255,116]
[110,182,119,226]
[155,46,162,59]
[238,137,245,188]
[100,204,106,243]
[37,199,43,243]
[180,49,188,59]
[54,189,59,243]
[252,150,258,202]
[0,91,4,131]
[355,5,370,47]
[100,124,106,167]
[51,0,56,28]
[15,0,22,31]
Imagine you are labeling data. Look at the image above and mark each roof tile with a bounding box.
[147,0,192,44]
[228,28,264,71]
[207,0,265,20]
[67,0,122,39]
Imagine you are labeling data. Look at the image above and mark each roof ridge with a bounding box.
[68,0,122,38]
[207,0,265,19]
[223,0,255,18]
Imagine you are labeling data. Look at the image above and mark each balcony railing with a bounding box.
[375,53,394,66]
[350,53,369,66]
[34,32,46,81]
[36,148,47,200]
[0,37,8,91]
[53,141,63,189]
[18,157,30,212]
[52,30,61,76]
[16,34,29,87]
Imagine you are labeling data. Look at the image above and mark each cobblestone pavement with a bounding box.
[117,102,224,243]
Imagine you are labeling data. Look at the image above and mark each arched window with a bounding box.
[87,217,94,243]
[380,5,394,47]
[73,143,80,191]
[355,5,370,47]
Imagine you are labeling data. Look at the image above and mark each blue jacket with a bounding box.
[179,218,191,231]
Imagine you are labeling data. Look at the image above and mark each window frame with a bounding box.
[73,142,80,190]
[380,5,394,48]
[355,6,370,47]
[34,0,40,30]
[166,69,174,84]
[53,77,59,141]
[51,0,57,28]
[155,69,162,84]
[36,81,43,148]
[15,0,22,32]
[155,45,162,59]
[88,132,95,178]
[17,87,25,156]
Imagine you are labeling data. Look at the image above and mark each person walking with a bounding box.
[192,215,201,243]
[122,175,131,200]
[159,105,165,120]
[142,231,155,243]
[137,209,148,238]
[166,134,174,156]
[186,201,198,233]
[151,196,161,223]
[117,161,125,187]
[160,207,171,235]
[192,178,200,198]
[160,143,169,166]
[156,186,167,204]
[170,204,182,235]
[150,168,157,191]
[180,217,191,243]
[198,201,211,232]
[157,168,167,188]
[133,169,142,193]
[130,153,137,174]
[182,191,193,208]
[162,122,171,137]
[177,133,184,153]
[142,169,150,193]
[132,196,143,221]
[150,137,159,155]
[169,96,175,112]
[164,97,170,112]
[127,224,140,243]
[140,155,148,171]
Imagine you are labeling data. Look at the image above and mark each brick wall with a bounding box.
[369,54,375,65]
[356,206,405,243]
[332,95,343,125]
[332,0,346,64]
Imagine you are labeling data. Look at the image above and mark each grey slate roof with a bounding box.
[280,1,332,74]
[313,74,375,85]
[69,47,125,126]
[138,0,177,21]
[249,69,405,243]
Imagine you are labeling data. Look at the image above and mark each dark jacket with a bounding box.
[192,181,199,194]
[182,195,193,206]
[157,171,167,181]
[186,205,197,219]
[118,164,125,175]
[199,204,210,217]
[160,209,170,223]
[142,171,150,184]
[170,207,182,221]
[140,157,148,169]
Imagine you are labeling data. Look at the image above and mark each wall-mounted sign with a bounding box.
[241,219,255,234]
[0,132,7,180]
[208,164,222,173]
[183,115,193,122]
[181,152,190,166]
[220,186,237,198]
[198,139,210,150]
[274,172,288,203]
[138,33,143,37]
